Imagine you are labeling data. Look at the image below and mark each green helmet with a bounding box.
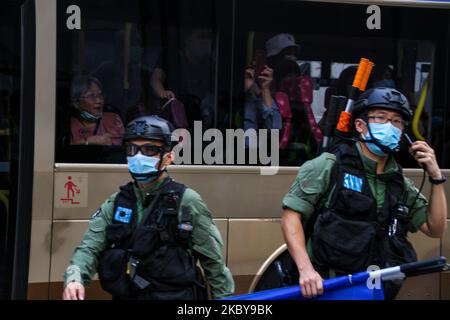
[124,115,174,148]
[352,87,413,121]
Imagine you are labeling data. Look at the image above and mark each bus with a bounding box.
[1,0,450,299]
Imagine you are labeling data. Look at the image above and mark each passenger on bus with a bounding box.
[150,28,228,131]
[266,33,302,86]
[281,87,447,300]
[151,67,176,100]
[91,27,152,118]
[371,64,396,89]
[63,115,234,300]
[69,76,125,146]
[243,63,282,147]
[125,99,189,130]
[265,33,322,163]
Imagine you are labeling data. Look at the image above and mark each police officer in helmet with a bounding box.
[281,87,447,299]
[63,115,234,300]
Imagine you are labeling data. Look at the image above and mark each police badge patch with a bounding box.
[114,206,133,223]
[343,173,363,192]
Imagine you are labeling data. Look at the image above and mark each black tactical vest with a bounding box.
[97,179,207,300]
[310,142,417,298]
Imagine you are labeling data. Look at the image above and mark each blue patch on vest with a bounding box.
[343,173,363,192]
[114,207,133,224]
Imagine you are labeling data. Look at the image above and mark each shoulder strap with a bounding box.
[178,206,193,249]
[304,141,361,241]
[159,179,186,196]
[136,179,186,227]
[380,163,407,227]
[140,179,172,226]
[157,182,191,249]
[114,182,136,202]
[113,182,137,225]
[126,182,166,250]
[161,182,191,248]
[303,156,339,242]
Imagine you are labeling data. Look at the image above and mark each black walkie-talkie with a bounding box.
[403,133,426,209]
[404,133,424,168]
[404,133,413,146]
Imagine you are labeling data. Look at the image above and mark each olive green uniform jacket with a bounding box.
[283,142,428,266]
[64,178,234,299]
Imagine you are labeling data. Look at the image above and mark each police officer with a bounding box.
[281,87,447,299]
[63,115,234,300]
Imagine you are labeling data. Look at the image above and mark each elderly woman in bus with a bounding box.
[69,76,124,146]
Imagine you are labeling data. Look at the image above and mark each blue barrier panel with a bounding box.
[222,257,447,301]
[223,271,384,300]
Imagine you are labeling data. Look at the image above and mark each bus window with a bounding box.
[234,0,450,168]
[55,0,230,164]
[55,0,450,167]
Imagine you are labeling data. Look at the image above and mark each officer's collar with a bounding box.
[356,142,398,176]
[134,174,170,201]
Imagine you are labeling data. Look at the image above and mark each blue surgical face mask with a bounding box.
[363,122,402,157]
[127,153,161,183]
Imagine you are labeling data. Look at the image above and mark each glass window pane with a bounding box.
[0,0,23,299]
[56,0,228,164]
[234,0,450,167]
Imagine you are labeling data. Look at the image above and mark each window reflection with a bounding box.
[56,0,221,164]
[55,0,449,168]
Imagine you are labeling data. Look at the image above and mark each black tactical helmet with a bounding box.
[124,115,174,148]
[352,87,413,121]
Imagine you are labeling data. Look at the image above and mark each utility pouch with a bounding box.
[311,210,376,273]
[143,246,197,288]
[131,225,160,257]
[98,248,130,298]
[387,235,417,266]
[333,189,375,218]
[105,224,132,243]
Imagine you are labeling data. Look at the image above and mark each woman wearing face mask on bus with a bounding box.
[69,76,125,146]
